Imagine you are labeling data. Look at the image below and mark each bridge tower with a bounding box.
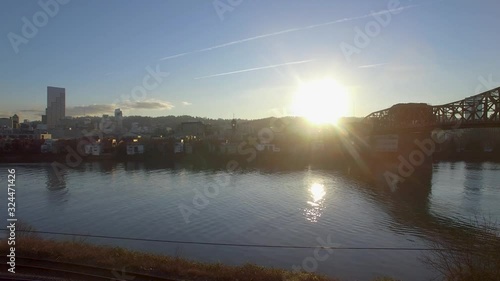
[363,103,436,190]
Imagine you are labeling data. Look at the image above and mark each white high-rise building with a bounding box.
[46,86,65,129]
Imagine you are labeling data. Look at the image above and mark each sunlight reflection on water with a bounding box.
[305,183,326,222]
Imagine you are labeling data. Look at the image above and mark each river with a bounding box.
[1,161,499,281]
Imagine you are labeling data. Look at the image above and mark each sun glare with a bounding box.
[292,79,350,124]
[309,183,326,203]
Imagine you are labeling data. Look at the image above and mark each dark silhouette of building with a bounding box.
[46,86,66,130]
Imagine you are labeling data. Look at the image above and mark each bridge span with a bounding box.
[363,87,500,134]
[342,87,500,190]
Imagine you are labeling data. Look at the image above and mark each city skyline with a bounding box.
[1,0,500,122]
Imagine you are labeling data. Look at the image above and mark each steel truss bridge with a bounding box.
[364,87,500,133]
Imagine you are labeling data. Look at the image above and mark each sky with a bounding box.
[1,0,499,121]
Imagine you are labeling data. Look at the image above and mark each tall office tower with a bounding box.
[114,108,123,129]
[46,86,65,129]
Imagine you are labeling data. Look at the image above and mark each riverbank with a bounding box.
[0,236,403,281]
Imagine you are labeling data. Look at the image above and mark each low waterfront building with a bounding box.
[84,143,102,156]
[41,139,58,153]
[219,142,238,154]
[0,129,36,139]
[180,121,206,138]
[126,143,144,155]
[184,143,193,154]
[256,143,281,152]
[39,133,52,140]
[174,140,184,153]
[0,118,12,129]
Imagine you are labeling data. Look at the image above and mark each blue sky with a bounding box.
[1,0,499,121]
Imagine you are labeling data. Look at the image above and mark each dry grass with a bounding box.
[0,236,404,281]
[3,222,400,281]
[1,236,336,281]
[15,220,39,238]
[423,217,500,281]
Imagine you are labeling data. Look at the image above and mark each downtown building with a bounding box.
[45,86,65,130]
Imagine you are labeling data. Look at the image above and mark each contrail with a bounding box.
[160,4,419,61]
[160,53,190,60]
[194,59,315,80]
[358,63,389,68]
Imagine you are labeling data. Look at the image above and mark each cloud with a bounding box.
[195,59,315,80]
[3,99,174,119]
[127,100,174,110]
[0,112,12,118]
[0,109,44,120]
[67,104,116,116]
[160,4,419,61]
[66,99,174,117]
[18,109,46,120]
[19,109,45,114]
[182,101,192,106]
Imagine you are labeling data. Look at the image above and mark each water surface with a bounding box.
[1,161,499,281]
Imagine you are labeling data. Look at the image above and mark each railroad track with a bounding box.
[0,256,183,281]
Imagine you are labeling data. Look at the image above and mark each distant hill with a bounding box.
[65,114,363,133]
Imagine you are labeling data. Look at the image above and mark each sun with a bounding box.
[292,79,350,124]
